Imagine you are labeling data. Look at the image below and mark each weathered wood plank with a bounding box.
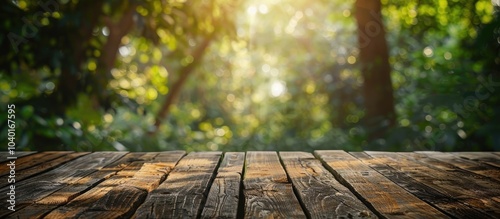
[367,151,500,218]
[0,152,89,188]
[243,151,306,219]
[0,151,36,163]
[2,151,500,219]
[315,150,448,219]
[80,186,147,219]
[352,152,494,219]
[0,151,72,177]
[415,151,500,183]
[6,152,138,219]
[201,152,245,219]
[76,151,186,219]
[38,152,168,219]
[0,152,127,218]
[133,152,222,219]
[280,152,375,219]
[43,152,157,218]
[453,152,500,168]
[402,152,500,187]
[401,152,500,196]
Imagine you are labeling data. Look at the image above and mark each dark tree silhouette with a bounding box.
[355,0,396,140]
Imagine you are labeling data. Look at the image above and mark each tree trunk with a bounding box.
[152,34,215,134]
[50,1,103,115]
[355,0,396,140]
[95,4,137,110]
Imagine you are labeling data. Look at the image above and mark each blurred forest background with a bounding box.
[1,0,499,152]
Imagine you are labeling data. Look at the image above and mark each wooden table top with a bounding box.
[0,151,499,218]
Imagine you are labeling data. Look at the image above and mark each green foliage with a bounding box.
[381,0,500,151]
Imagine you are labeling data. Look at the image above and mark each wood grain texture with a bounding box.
[453,152,500,168]
[243,151,306,219]
[280,152,375,219]
[315,150,449,219]
[0,151,72,177]
[76,186,147,219]
[0,151,36,163]
[133,152,222,219]
[4,152,129,218]
[2,151,500,219]
[401,152,500,190]
[416,151,500,183]
[201,152,245,219]
[367,151,500,218]
[351,152,494,219]
[78,151,186,219]
[41,152,183,219]
[0,152,89,188]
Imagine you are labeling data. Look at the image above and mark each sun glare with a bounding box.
[270,81,286,97]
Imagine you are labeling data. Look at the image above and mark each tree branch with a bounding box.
[94,4,137,109]
[152,34,215,134]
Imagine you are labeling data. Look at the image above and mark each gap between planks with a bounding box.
[367,151,500,217]
[0,152,129,218]
[132,152,222,218]
[3,151,499,219]
[243,151,307,218]
[351,151,496,219]
[314,150,450,219]
[279,151,375,219]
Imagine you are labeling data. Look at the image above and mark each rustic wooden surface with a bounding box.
[0,151,499,219]
[201,152,244,219]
